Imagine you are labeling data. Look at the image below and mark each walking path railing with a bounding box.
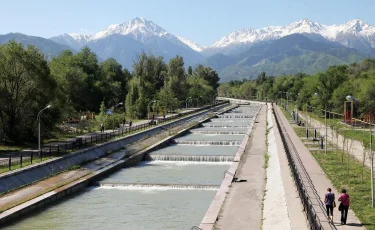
[273,104,336,230]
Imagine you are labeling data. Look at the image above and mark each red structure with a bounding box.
[364,111,375,124]
[343,101,354,125]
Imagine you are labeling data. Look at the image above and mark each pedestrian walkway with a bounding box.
[275,105,364,229]
[213,106,266,230]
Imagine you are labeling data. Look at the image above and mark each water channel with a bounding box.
[4,104,261,230]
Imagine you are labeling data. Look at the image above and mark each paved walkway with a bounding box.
[214,106,266,230]
[276,106,364,229]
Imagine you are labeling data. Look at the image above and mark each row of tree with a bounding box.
[219,59,375,116]
[0,41,220,144]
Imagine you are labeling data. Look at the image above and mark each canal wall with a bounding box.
[0,103,229,194]
[0,104,237,226]
[199,103,263,230]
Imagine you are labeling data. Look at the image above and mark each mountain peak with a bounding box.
[209,18,375,51]
[342,18,371,33]
[132,17,147,23]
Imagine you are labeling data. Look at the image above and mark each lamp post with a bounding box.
[114,102,123,108]
[185,97,192,109]
[147,100,156,120]
[37,105,51,154]
[315,93,327,154]
[371,115,374,208]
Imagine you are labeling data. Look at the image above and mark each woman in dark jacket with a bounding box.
[338,188,350,225]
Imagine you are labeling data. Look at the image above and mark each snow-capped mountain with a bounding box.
[205,18,375,56]
[51,17,204,69]
[177,36,205,52]
[51,17,204,52]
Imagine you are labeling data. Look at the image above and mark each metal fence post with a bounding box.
[8,157,11,170]
[57,144,60,155]
[31,152,33,164]
[40,149,43,161]
[20,154,23,168]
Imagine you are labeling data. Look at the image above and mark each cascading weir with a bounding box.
[146,154,235,162]
[98,182,220,190]
[202,123,250,128]
[173,140,242,146]
[190,130,246,135]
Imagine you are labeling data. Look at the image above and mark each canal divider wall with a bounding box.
[0,104,237,226]
[199,103,263,230]
[0,103,229,194]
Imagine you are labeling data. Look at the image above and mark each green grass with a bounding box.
[0,156,54,174]
[312,150,375,229]
[280,105,375,228]
[264,152,270,169]
[338,129,373,149]
[0,145,25,155]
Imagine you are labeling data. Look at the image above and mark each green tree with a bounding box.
[0,41,58,143]
[193,65,220,91]
[188,66,193,75]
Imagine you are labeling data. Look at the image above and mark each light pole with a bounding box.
[147,100,156,120]
[37,105,51,154]
[185,97,192,109]
[371,115,374,208]
[315,93,327,154]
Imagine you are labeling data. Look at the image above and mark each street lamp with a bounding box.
[314,92,327,154]
[37,105,51,154]
[147,100,156,120]
[185,97,192,109]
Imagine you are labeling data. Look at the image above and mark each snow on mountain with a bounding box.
[55,17,205,52]
[176,36,205,52]
[210,18,375,50]
[68,33,93,42]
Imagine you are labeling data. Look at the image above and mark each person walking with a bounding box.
[100,123,104,133]
[338,188,350,225]
[324,188,335,222]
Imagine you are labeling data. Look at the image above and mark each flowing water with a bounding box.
[4,104,261,230]
[4,188,216,230]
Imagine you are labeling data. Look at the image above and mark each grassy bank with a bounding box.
[279,105,375,229]
[313,150,374,229]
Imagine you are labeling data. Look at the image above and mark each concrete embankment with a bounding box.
[0,104,235,226]
[199,104,262,230]
[0,103,229,194]
[262,104,309,230]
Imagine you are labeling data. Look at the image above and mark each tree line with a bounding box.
[219,58,375,116]
[0,41,220,144]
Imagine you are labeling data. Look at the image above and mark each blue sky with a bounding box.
[1,0,375,46]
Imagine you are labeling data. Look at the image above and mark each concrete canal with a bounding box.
[3,104,261,230]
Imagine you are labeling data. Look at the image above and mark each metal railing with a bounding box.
[272,104,336,230]
[0,102,229,173]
